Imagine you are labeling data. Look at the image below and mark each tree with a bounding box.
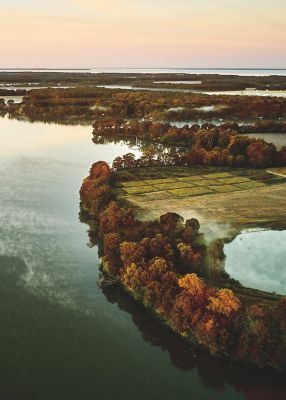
[207,289,241,317]
[178,273,207,297]
[160,212,184,238]
[89,161,111,180]
[246,141,276,168]
[120,241,146,267]
[103,232,122,275]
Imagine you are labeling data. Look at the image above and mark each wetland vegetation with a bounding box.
[1,70,286,91]
[80,161,286,371]
[1,72,286,395]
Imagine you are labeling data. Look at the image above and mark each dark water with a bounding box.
[225,230,286,295]
[0,116,285,399]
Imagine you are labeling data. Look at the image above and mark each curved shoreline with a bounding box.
[80,161,286,371]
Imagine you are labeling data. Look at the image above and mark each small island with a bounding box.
[80,156,286,371]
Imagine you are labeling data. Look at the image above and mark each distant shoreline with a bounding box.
[0,67,286,76]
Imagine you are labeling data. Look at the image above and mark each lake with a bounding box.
[224,230,286,295]
[0,116,285,399]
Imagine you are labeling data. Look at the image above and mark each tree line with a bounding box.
[80,160,286,370]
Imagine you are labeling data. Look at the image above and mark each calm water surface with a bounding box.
[0,116,285,399]
[225,230,286,295]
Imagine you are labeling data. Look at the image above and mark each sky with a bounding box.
[0,0,286,68]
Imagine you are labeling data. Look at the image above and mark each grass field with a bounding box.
[112,166,286,228]
[113,166,286,201]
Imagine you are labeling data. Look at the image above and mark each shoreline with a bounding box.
[80,161,286,371]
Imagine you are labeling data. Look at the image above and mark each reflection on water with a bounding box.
[0,115,139,163]
[102,285,286,400]
[2,252,285,400]
[224,230,286,295]
[92,132,190,154]
[0,115,285,398]
[0,116,140,308]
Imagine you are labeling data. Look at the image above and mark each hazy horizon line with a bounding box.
[1,67,286,70]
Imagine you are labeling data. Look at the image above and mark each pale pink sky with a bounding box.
[1,0,286,68]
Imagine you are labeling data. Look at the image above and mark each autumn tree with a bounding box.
[120,241,146,267]
[207,289,241,317]
[246,141,276,168]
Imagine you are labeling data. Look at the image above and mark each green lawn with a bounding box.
[114,166,284,203]
[167,187,213,197]
[209,185,240,193]
[154,181,194,190]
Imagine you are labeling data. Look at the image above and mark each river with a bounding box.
[0,116,285,399]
